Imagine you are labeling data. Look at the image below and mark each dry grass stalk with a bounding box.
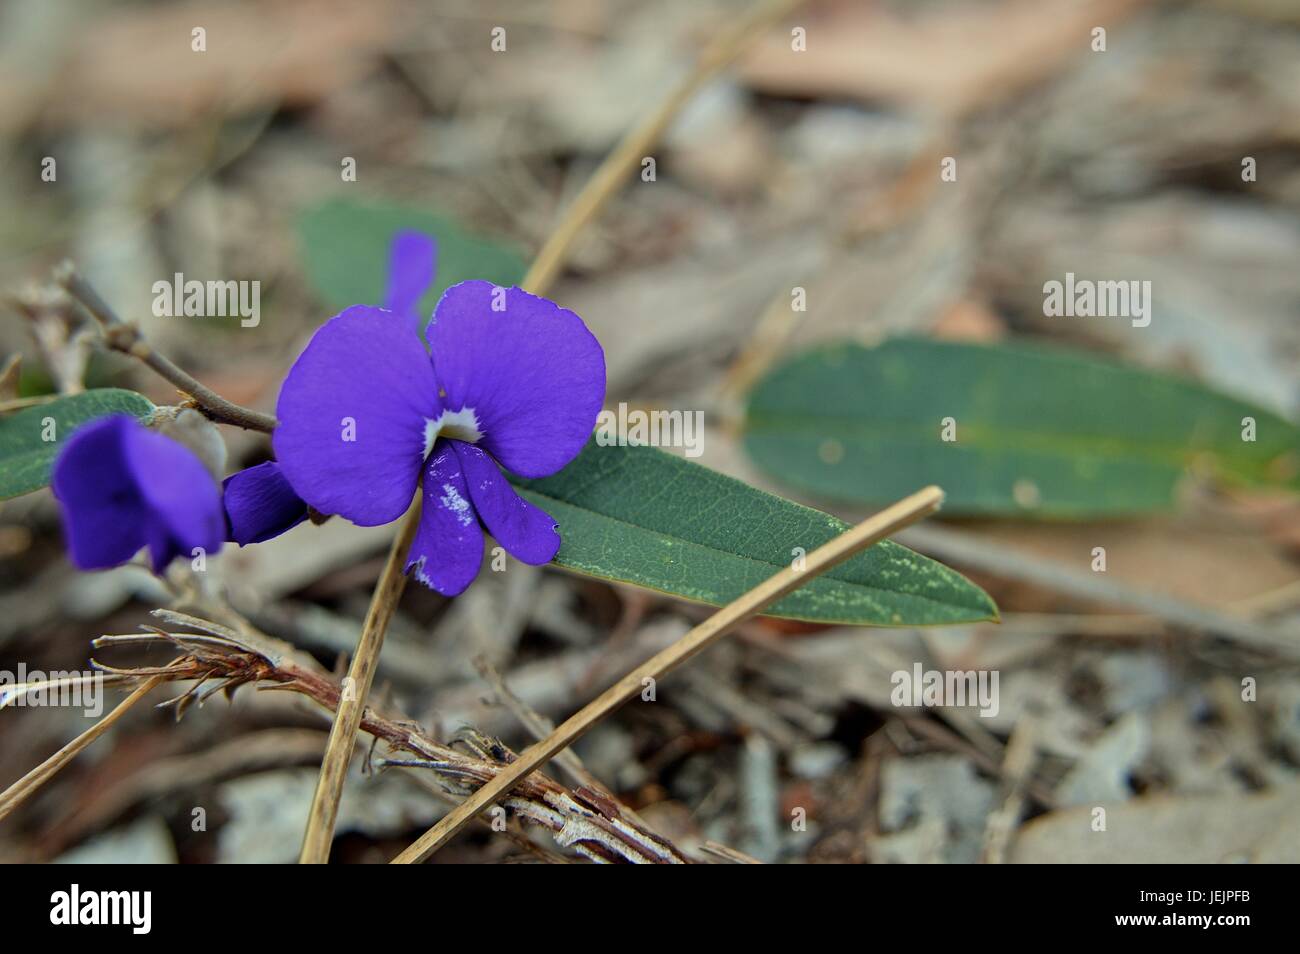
[0,673,166,823]
[297,503,420,863]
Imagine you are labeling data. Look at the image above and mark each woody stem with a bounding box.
[56,262,279,433]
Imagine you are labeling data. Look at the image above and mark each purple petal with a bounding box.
[384,230,437,328]
[428,281,605,478]
[451,440,559,565]
[51,417,150,570]
[273,305,440,526]
[405,442,483,595]
[52,415,223,573]
[223,461,309,545]
[122,421,225,572]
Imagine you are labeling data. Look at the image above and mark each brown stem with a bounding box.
[55,263,279,433]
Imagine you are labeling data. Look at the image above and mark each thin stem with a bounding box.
[472,654,592,790]
[0,674,164,823]
[391,486,946,864]
[54,263,279,433]
[297,498,421,863]
[521,0,807,293]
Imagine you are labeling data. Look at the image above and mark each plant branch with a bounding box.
[391,485,946,863]
[54,262,279,433]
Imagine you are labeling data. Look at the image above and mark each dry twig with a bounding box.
[54,262,279,433]
[523,0,809,293]
[0,674,166,823]
[91,613,689,864]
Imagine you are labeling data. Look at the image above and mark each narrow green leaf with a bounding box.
[297,199,527,316]
[743,338,1300,517]
[512,440,997,627]
[0,389,155,499]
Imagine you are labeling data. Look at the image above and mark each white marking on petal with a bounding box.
[439,482,474,527]
[423,407,483,456]
[409,557,431,586]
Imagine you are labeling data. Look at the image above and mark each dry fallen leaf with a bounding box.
[1012,782,1300,862]
[741,0,1146,119]
[971,517,1300,609]
[5,0,397,133]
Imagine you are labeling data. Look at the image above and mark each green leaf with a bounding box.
[743,338,1300,517]
[512,439,997,627]
[0,389,155,499]
[297,199,528,317]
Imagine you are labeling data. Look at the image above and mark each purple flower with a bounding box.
[52,415,225,573]
[221,230,435,545]
[272,280,606,595]
[222,461,309,545]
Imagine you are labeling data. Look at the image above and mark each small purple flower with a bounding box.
[272,280,606,595]
[222,461,309,545]
[52,415,225,573]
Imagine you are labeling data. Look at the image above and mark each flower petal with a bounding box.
[124,421,225,572]
[273,305,440,526]
[384,230,437,328]
[52,416,150,570]
[428,281,605,478]
[451,440,559,565]
[223,461,309,545]
[52,415,223,573]
[405,442,483,595]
